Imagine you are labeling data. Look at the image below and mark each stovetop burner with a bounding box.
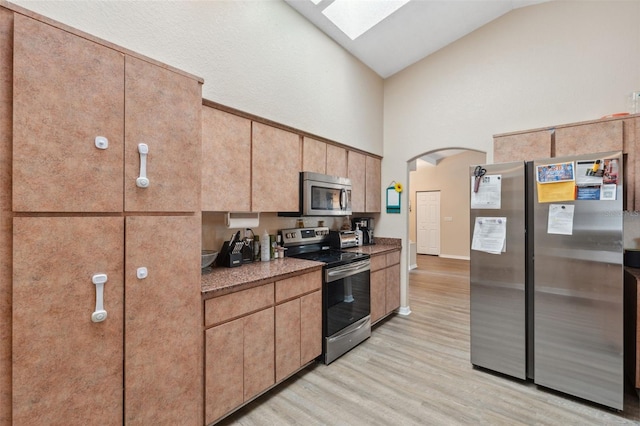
[280,226,369,267]
[289,249,369,267]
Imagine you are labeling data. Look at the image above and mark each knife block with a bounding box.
[217,241,243,268]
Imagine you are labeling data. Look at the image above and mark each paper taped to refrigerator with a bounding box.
[471,217,506,254]
[470,175,501,209]
[547,204,574,235]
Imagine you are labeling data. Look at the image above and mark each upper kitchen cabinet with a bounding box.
[302,136,327,174]
[554,119,623,157]
[348,151,366,212]
[201,107,251,211]
[493,130,552,163]
[12,15,201,214]
[349,151,381,213]
[252,122,301,212]
[365,156,381,213]
[326,144,348,178]
[124,56,202,213]
[12,15,124,212]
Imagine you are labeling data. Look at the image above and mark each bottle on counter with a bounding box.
[253,235,260,261]
[355,222,363,247]
[261,230,270,262]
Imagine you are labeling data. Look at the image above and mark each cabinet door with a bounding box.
[124,56,202,213]
[555,120,623,157]
[300,290,322,364]
[303,136,326,174]
[0,8,11,425]
[252,123,301,212]
[244,307,275,400]
[124,215,202,425]
[276,299,301,382]
[365,156,381,213]
[13,217,124,425]
[202,107,251,211]
[326,144,347,178]
[13,15,124,212]
[385,264,401,314]
[493,130,552,163]
[370,269,386,324]
[348,151,366,213]
[205,319,243,424]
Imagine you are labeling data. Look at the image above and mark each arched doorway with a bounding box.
[407,148,486,267]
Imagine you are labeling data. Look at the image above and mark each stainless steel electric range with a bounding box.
[280,226,371,364]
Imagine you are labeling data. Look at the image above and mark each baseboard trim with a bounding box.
[438,254,470,261]
[397,306,411,316]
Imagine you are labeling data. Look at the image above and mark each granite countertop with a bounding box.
[201,257,323,299]
[344,238,402,256]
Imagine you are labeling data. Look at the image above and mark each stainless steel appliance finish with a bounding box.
[280,172,352,217]
[533,151,624,410]
[281,226,371,364]
[329,230,358,249]
[470,161,529,380]
[323,259,371,364]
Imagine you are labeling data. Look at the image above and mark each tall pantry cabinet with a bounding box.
[4,9,203,426]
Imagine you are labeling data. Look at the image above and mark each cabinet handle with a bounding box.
[136,143,150,188]
[91,273,108,323]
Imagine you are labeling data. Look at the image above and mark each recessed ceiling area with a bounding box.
[285,0,549,78]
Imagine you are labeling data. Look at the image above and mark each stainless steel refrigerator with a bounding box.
[470,161,531,380]
[532,151,624,410]
[469,151,624,410]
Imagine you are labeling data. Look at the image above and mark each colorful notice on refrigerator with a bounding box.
[471,217,506,254]
[547,204,575,235]
[536,162,575,184]
[574,158,618,200]
[470,175,501,209]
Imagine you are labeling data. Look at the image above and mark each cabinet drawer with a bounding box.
[370,254,386,272]
[275,271,321,303]
[386,250,400,266]
[205,283,274,326]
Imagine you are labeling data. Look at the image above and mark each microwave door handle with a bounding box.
[340,188,346,210]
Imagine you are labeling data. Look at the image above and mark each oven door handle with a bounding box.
[326,260,370,282]
[327,316,371,342]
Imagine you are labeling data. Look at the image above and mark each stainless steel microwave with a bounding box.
[280,172,352,217]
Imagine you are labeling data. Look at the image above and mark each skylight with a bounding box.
[320,0,410,40]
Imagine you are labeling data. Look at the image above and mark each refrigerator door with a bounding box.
[470,161,527,379]
[533,151,624,410]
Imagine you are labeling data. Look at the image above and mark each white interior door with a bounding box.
[416,191,440,255]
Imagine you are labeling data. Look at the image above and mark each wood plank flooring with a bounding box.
[217,255,640,425]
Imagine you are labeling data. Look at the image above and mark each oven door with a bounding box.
[324,260,370,337]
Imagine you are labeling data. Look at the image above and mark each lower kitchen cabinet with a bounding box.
[370,249,401,324]
[275,290,322,382]
[204,270,321,425]
[205,306,275,425]
[124,215,202,425]
[12,217,125,425]
[12,215,202,426]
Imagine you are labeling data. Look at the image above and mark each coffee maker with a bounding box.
[352,217,374,245]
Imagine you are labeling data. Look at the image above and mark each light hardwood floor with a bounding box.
[217,255,640,425]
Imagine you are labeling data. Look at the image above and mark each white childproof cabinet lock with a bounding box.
[136,267,148,279]
[95,136,108,150]
[91,273,108,323]
[136,143,150,188]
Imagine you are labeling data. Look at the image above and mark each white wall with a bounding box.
[382,0,640,310]
[10,0,383,155]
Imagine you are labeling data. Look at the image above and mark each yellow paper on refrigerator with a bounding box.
[536,181,575,203]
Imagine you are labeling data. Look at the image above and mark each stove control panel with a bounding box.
[280,226,330,246]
